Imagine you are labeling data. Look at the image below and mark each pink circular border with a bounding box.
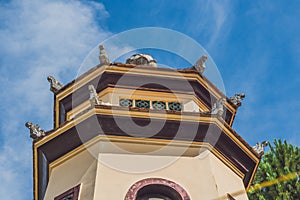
[125,178,191,200]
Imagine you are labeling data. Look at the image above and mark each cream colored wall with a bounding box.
[43,149,97,200]
[43,141,248,200]
[100,93,112,105]
[183,100,200,112]
[209,152,249,200]
[93,152,247,200]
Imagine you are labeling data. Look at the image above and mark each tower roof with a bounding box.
[30,49,260,200]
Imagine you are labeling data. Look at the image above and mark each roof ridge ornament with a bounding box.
[47,76,63,94]
[99,45,110,65]
[126,53,157,67]
[25,122,46,139]
[229,93,245,107]
[194,55,207,74]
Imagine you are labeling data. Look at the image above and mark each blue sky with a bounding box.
[0,0,299,199]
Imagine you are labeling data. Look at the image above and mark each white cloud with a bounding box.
[206,1,232,48]
[0,0,110,199]
[186,1,233,49]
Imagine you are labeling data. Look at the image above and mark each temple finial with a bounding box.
[99,45,110,65]
[47,76,63,94]
[25,122,46,139]
[194,55,207,74]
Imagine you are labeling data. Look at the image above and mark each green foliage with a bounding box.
[248,139,300,200]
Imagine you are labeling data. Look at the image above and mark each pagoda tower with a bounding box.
[27,47,261,200]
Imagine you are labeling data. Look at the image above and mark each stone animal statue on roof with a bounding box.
[211,98,226,116]
[99,45,110,65]
[230,93,245,107]
[252,141,269,156]
[47,76,63,94]
[25,122,46,139]
[88,85,101,106]
[194,55,207,74]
